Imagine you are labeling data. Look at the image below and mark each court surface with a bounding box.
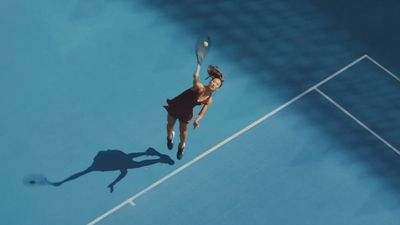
[1,1,399,224]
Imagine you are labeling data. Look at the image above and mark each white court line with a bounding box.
[128,201,136,207]
[315,88,400,155]
[87,55,367,225]
[365,55,400,82]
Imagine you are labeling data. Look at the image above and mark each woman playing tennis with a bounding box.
[164,65,224,160]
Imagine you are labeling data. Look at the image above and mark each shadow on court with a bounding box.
[53,148,174,193]
[309,0,400,72]
[124,0,364,95]
[292,87,400,214]
[116,0,400,214]
[94,0,400,215]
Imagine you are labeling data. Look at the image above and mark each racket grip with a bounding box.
[195,64,201,75]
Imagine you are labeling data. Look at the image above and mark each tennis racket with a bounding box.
[23,174,57,187]
[195,36,211,74]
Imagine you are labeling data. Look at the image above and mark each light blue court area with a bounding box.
[92,58,400,225]
[1,0,400,225]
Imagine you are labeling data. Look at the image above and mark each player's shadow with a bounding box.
[53,147,174,193]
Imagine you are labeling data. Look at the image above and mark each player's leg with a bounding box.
[167,114,177,150]
[177,120,188,160]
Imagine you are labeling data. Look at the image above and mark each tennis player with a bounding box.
[164,65,224,160]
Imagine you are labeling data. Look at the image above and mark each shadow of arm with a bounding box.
[107,169,128,193]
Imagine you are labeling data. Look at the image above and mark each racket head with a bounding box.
[195,36,211,65]
[23,174,50,187]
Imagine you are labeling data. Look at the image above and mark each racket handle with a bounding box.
[196,64,201,75]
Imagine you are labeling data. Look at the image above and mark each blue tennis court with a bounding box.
[1,1,399,224]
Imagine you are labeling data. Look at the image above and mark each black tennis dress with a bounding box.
[164,88,210,123]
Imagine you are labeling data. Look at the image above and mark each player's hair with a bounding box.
[206,65,224,88]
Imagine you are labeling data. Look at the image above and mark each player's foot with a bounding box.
[160,154,175,165]
[177,143,185,160]
[167,131,175,150]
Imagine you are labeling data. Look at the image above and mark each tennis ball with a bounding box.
[203,41,208,47]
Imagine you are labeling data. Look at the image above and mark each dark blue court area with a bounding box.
[1,0,399,224]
